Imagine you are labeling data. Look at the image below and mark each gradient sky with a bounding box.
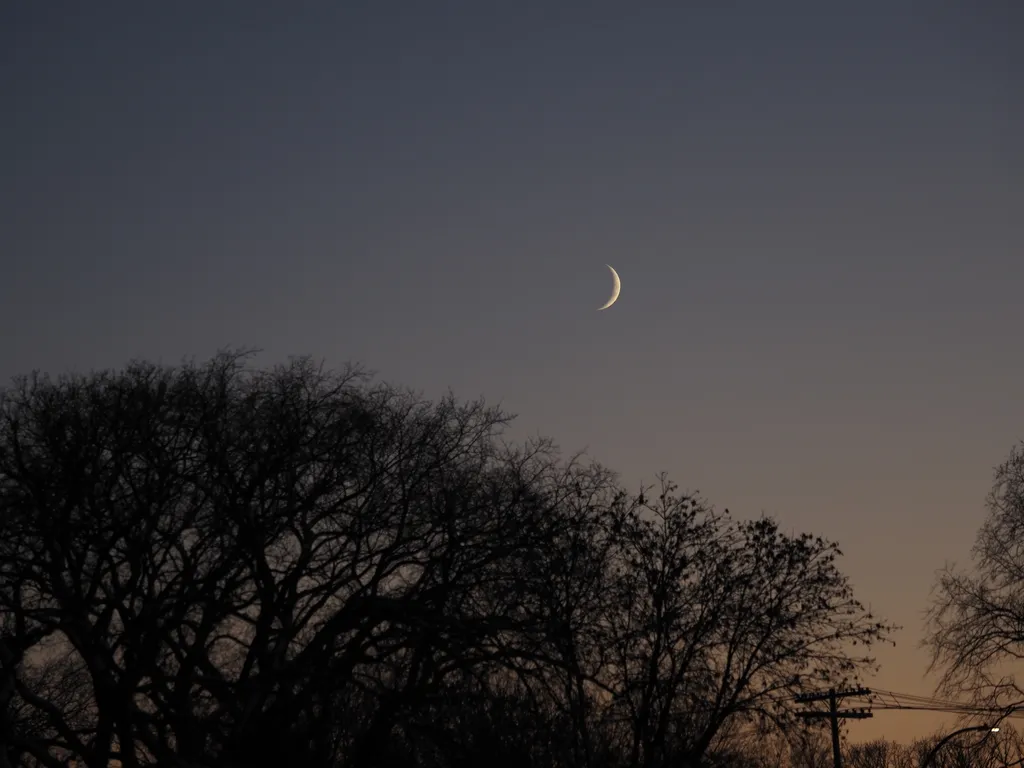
[3,2,1022,744]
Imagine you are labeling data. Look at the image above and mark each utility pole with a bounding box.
[795,687,873,768]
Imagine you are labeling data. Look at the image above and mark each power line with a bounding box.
[845,687,1024,718]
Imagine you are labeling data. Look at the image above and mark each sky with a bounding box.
[2,1,1022,745]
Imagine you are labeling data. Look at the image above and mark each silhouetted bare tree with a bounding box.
[0,350,898,768]
[0,351,576,766]
[908,724,1023,768]
[925,441,1024,712]
[709,725,1024,768]
[593,477,896,768]
[844,739,898,768]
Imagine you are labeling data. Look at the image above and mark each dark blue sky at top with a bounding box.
[1,2,1022,741]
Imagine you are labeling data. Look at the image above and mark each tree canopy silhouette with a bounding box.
[0,350,896,768]
[925,441,1024,713]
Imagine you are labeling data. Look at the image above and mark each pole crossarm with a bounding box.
[796,711,873,719]
[793,688,875,768]
[795,687,872,703]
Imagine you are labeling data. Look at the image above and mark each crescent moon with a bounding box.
[597,265,621,311]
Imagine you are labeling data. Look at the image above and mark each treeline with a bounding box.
[0,350,903,767]
[733,727,1024,768]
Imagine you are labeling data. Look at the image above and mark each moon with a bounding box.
[597,265,621,311]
